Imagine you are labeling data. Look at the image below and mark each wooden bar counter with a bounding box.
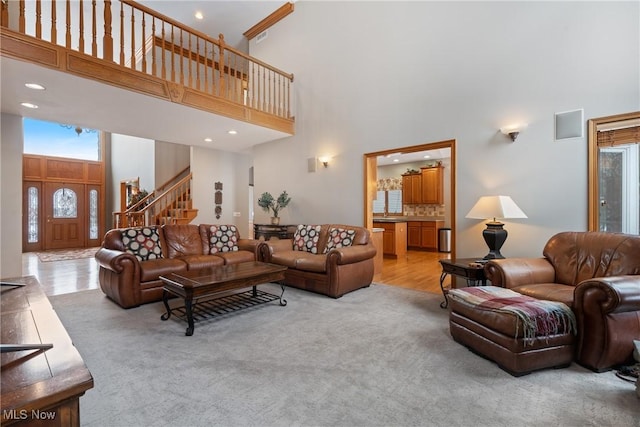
[1,276,93,426]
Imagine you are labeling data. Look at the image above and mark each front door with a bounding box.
[44,182,86,249]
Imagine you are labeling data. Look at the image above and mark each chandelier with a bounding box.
[61,124,98,136]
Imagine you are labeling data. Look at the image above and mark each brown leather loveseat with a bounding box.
[258,224,377,298]
[484,231,640,372]
[96,224,259,308]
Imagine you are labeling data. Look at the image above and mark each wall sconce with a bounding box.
[319,156,331,168]
[500,124,527,142]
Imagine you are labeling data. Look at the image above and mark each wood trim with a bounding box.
[244,2,295,40]
[587,110,640,231]
[363,139,457,258]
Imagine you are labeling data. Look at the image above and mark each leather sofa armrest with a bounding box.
[95,247,138,273]
[575,276,640,314]
[237,238,260,256]
[484,258,555,289]
[256,238,293,262]
[326,244,377,265]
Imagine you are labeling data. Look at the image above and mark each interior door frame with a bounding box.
[587,111,640,231]
[363,139,457,258]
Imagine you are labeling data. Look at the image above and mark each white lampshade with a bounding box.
[465,195,527,221]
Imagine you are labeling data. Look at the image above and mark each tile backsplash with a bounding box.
[403,204,446,217]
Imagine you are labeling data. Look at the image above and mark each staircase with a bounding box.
[113,171,198,228]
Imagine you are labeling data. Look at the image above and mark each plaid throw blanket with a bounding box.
[449,286,576,342]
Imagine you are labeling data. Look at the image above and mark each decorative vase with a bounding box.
[270,217,280,225]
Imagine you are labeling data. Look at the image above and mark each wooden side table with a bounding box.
[438,258,487,309]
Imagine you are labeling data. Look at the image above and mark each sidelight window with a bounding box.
[27,186,39,243]
[89,189,99,239]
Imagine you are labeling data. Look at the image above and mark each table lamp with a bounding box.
[465,195,527,259]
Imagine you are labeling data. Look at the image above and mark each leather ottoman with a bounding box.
[448,287,576,376]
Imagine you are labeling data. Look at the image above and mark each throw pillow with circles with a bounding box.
[121,227,164,261]
[324,227,356,253]
[209,225,239,253]
[293,224,322,254]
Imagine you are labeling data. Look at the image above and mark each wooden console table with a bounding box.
[1,276,93,426]
[254,224,297,240]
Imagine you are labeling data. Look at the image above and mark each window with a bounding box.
[27,186,39,243]
[23,118,100,161]
[89,189,99,239]
[53,188,78,218]
[373,190,403,215]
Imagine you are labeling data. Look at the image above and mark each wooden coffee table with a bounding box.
[160,261,287,336]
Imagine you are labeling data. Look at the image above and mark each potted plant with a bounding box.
[257,191,291,225]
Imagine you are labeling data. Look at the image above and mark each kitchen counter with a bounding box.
[373,216,445,223]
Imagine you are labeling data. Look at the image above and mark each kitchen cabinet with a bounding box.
[421,166,444,205]
[373,221,407,259]
[407,220,444,251]
[401,173,421,204]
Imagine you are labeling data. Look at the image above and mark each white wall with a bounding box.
[190,146,253,237]
[110,134,155,210]
[155,140,190,186]
[249,1,640,258]
[0,114,24,277]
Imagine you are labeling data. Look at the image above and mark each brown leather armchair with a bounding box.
[485,231,640,372]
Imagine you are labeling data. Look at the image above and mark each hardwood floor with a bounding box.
[22,249,451,298]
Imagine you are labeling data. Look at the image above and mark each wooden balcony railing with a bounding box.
[1,0,294,130]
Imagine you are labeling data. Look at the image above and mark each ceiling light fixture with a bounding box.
[25,83,45,90]
[60,124,97,136]
[195,11,204,20]
[21,102,38,109]
[423,155,430,159]
[204,138,213,142]
[228,130,237,135]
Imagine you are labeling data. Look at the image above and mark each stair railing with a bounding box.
[138,172,193,226]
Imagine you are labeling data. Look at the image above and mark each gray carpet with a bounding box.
[49,284,639,427]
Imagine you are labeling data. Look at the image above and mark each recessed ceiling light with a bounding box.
[393,159,400,162]
[21,102,38,109]
[204,138,213,142]
[423,155,430,159]
[195,11,204,20]
[228,130,237,135]
[25,83,45,90]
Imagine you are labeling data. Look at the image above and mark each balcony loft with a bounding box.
[0,0,295,151]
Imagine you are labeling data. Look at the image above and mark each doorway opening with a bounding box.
[363,139,456,293]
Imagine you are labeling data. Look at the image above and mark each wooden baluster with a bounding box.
[35,0,41,39]
[19,0,26,33]
[170,25,175,82]
[118,2,124,65]
[161,22,166,79]
[65,0,71,48]
[287,75,292,118]
[195,37,200,90]
[179,29,184,85]
[78,0,85,53]
[203,41,209,94]
[218,34,225,99]
[91,0,96,56]
[187,33,192,88]
[50,0,56,43]
[129,6,135,70]
[1,1,8,28]
[141,13,146,73]
[103,0,113,61]
[261,66,266,112]
[151,17,156,76]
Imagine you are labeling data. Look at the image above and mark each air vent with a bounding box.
[256,30,268,44]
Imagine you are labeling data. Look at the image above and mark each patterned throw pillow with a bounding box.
[324,227,356,253]
[293,225,322,254]
[121,227,164,261]
[209,225,239,253]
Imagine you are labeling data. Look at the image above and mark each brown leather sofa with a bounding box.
[484,231,640,372]
[258,224,377,298]
[95,224,259,308]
